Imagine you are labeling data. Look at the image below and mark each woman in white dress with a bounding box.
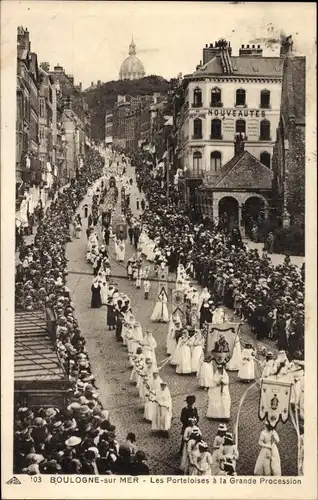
[226,332,242,372]
[218,432,239,473]
[130,347,144,384]
[191,330,204,374]
[197,356,214,390]
[211,423,227,475]
[187,433,202,475]
[151,382,172,434]
[194,442,213,475]
[116,238,126,262]
[206,365,231,420]
[176,331,192,375]
[254,422,281,476]
[144,372,162,422]
[166,316,176,355]
[100,281,108,305]
[261,352,277,378]
[212,305,227,324]
[237,343,255,382]
[150,288,169,323]
[142,331,158,370]
[180,420,201,473]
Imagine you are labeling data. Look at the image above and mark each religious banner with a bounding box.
[259,378,292,429]
[171,290,184,308]
[189,311,198,327]
[205,322,240,364]
[157,286,168,302]
[158,267,169,282]
[115,223,127,239]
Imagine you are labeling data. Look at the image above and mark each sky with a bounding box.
[1,1,316,89]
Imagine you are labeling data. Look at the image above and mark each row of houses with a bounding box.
[16,26,92,214]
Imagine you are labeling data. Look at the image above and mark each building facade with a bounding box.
[272,36,305,227]
[176,39,283,227]
[105,112,113,145]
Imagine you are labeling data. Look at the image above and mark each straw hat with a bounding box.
[65,436,82,447]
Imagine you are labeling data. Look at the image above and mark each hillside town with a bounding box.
[14,24,306,480]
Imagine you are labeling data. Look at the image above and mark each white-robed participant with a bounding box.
[237,343,255,382]
[116,238,126,262]
[130,347,144,384]
[254,421,281,476]
[144,371,162,422]
[100,281,109,305]
[180,420,202,473]
[212,304,227,324]
[150,288,169,323]
[206,365,231,420]
[197,356,214,390]
[197,287,211,314]
[176,331,192,375]
[166,315,180,356]
[191,330,205,374]
[142,331,158,370]
[226,332,242,372]
[261,352,277,378]
[152,382,172,436]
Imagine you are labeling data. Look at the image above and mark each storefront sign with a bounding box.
[208,108,266,118]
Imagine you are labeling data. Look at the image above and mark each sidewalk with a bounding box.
[244,239,304,267]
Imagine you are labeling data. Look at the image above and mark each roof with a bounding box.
[191,56,283,78]
[15,311,65,381]
[204,150,272,190]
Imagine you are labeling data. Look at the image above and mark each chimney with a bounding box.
[234,133,245,155]
[67,74,74,85]
[239,43,263,57]
[17,26,31,52]
[91,81,94,87]
[40,62,50,72]
[280,35,293,57]
[54,64,64,73]
[203,39,232,65]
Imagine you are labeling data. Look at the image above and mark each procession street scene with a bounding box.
[11,2,310,481]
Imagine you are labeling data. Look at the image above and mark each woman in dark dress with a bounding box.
[106,297,116,330]
[199,299,213,328]
[91,281,102,308]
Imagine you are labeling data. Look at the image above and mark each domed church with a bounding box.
[119,38,145,80]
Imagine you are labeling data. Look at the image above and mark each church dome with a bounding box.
[119,39,145,80]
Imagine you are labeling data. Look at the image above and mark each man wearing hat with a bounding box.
[179,395,199,454]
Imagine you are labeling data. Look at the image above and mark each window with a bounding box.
[260,120,271,140]
[211,119,222,139]
[39,98,45,118]
[39,126,45,142]
[193,118,202,139]
[193,88,202,107]
[210,151,222,171]
[235,119,246,136]
[193,151,202,171]
[260,90,270,109]
[236,88,246,106]
[260,151,271,168]
[211,87,222,107]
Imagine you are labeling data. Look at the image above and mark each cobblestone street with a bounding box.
[66,161,298,476]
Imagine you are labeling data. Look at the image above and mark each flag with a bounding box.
[259,378,292,428]
[205,322,240,365]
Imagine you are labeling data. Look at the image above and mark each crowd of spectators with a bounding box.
[131,151,304,361]
[14,149,150,475]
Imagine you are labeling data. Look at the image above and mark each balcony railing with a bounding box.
[210,101,223,108]
[259,136,272,141]
[235,103,247,108]
[192,102,203,108]
[260,103,271,109]
[210,134,223,140]
[184,169,205,179]
[192,134,203,140]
